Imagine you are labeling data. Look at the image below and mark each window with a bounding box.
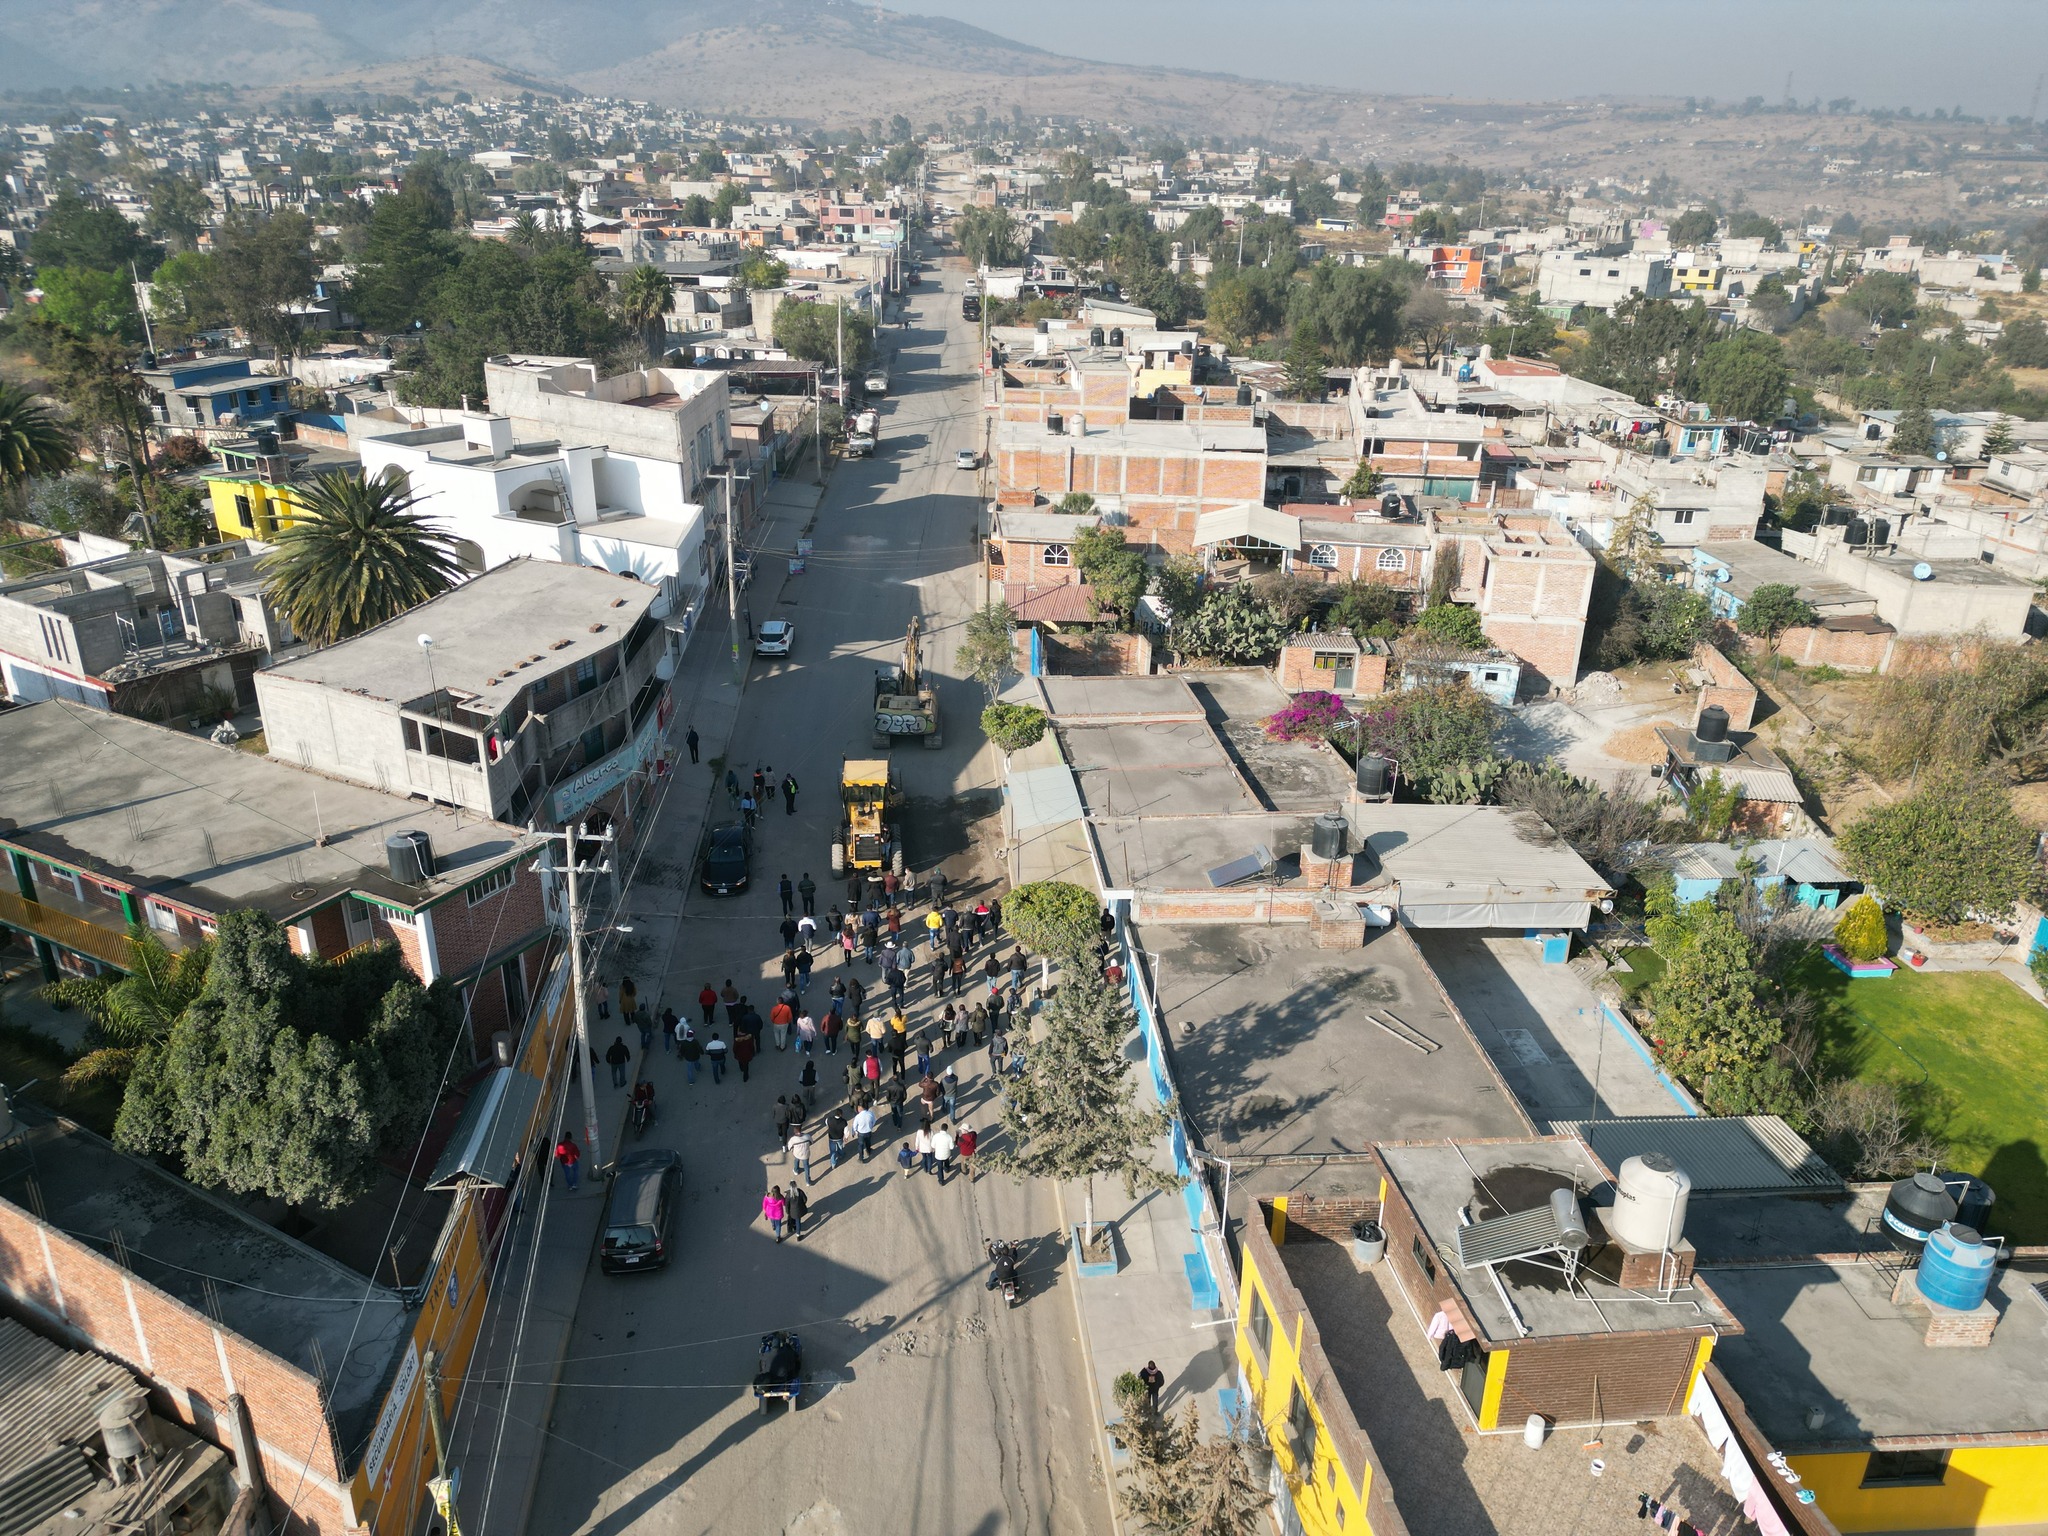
[145,900,182,934]
[465,867,514,906]
[1482,671,1501,683]
[1248,1296,1273,1361]
[1862,1450,1949,1488]
[1377,548,1406,571]
[235,494,255,530]
[1042,543,1071,567]
[1308,543,1338,569]
[1286,1385,1316,1465]
[1858,466,1879,483]
[38,615,69,662]
[1411,1233,1437,1284]
[1578,267,1592,276]
[575,656,599,690]
[242,389,261,409]
[1669,508,1697,525]
[1313,652,1346,671]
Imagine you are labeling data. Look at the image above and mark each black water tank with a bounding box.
[1951,1174,1996,1235]
[1870,517,1891,548]
[1846,516,1871,547]
[1356,754,1392,797]
[386,830,436,885]
[1695,704,1731,744]
[254,428,281,455]
[1180,338,1194,355]
[1236,383,1253,407]
[1047,410,1065,435]
[1311,813,1348,860]
[1882,1171,1959,1255]
[1090,326,1105,346]
[1035,318,1050,334]
[1380,491,1404,518]
[1108,327,1124,347]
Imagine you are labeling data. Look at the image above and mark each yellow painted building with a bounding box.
[1674,264,1723,292]
[1786,1445,2048,1534]
[206,471,316,540]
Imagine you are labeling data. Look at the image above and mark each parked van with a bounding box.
[601,1149,681,1273]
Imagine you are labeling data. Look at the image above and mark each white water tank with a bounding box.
[1610,1153,1692,1251]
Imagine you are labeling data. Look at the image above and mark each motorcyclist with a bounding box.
[985,1238,1021,1294]
[629,1079,656,1131]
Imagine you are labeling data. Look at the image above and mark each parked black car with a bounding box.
[700,822,754,895]
[601,1149,682,1274]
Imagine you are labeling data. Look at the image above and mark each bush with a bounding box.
[1832,896,1888,961]
[982,701,1048,755]
[1413,601,1487,649]
[158,435,213,470]
[1265,690,1350,743]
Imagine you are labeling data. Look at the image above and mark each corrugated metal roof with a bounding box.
[0,1315,139,1536]
[426,1066,546,1190]
[1557,1115,1842,1195]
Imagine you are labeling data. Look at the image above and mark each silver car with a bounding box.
[955,449,978,470]
[755,619,795,656]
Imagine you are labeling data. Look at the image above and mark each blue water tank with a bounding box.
[1918,1223,1996,1311]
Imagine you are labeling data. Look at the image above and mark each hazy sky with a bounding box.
[903,0,2048,121]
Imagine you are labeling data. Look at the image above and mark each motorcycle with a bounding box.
[986,1238,1023,1307]
[628,1090,656,1138]
[753,1330,803,1414]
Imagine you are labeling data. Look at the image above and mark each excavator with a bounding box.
[872,616,942,750]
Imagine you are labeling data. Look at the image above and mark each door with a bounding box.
[1333,660,1355,691]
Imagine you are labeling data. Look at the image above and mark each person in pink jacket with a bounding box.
[763,1186,788,1243]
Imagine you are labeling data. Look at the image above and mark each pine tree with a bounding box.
[1832,895,1888,961]
[1120,1403,1273,1536]
[988,967,1180,1247]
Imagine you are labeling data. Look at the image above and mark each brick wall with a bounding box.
[1043,631,1153,677]
[1762,623,1895,673]
[1478,615,1585,693]
[1276,642,1391,697]
[0,1197,350,1535]
[1692,644,1758,731]
[1276,1194,1384,1244]
[426,865,546,980]
[1494,1330,1704,1425]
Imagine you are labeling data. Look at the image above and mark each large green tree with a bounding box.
[0,383,74,490]
[1838,771,2040,924]
[116,911,462,1209]
[348,183,463,333]
[1288,259,1412,366]
[1073,524,1150,627]
[1005,880,1104,966]
[402,235,620,406]
[772,299,875,375]
[1354,680,1504,803]
[1646,895,1784,1081]
[261,467,463,645]
[958,598,1019,698]
[1736,582,1816,662]
[210,210,316,368]
[616,264,676,360]
[988,965,1179,1248]
[46,927,212,1089]
[956,204,1021,267]
[33,266,143,342]
[30,189,157,274]
[1698,329,1791,423]
[143,175,212,253]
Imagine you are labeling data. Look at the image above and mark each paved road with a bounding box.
[527,263,1105,1536]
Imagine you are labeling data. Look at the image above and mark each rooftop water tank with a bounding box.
[1047,410,1065,435]
[1355,753,1392,798]
[1918,1223,1995,1311]
[1882,1171,1957,1254]
[1913,562,1934,581]
[1090,326,1105,346]
[1950,1174,1996,1234]
[1550,1187,1590,1250]
[1310,812,1348,861]
[1610,1153,1692,1251]
[1695,704,1730,743]
[1109,327,1124,347]
[386,830,436,886]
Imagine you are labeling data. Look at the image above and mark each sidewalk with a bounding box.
[1052,1024,1240,1534]
[445,478,823,1536]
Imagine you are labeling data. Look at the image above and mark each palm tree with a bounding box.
[617,264,675,361]
[49,927,212,1091]
[0,382,74,493]
[261,467,464,646]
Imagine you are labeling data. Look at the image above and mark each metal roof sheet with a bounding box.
[1555,1115,1842,1195]
[0,1316,138,1536]
[427,1067,546,1190]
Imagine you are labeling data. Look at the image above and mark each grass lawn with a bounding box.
[1610,945,1667,1000]
[1797,957,2048,1243]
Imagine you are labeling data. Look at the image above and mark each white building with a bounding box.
[1536,250,1673,312]
[357,358,732,651]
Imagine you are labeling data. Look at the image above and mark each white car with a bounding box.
[955,449,979,470]
[754,619,795,657]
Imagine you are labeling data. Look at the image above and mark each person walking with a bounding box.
[795,947,815,995]
[967,903,987,946]
[941,1063,960,1121]
[970,1003,989,1048]
[732,1029,756,1083]
[782,773,799,815]
[826,1106,849,1170]
[698,981,718,1029]
[705,1031,729,1082]
[786,1184,810,1241]
[884,1073,907,1129]
[678,1022,702,1082]
[885,962,907,1013]
[789,1124,814,1186]
[754,764,768,799]
[852,1100,878,1160]
[798,872,818,917]
[795,910,817,952]
[930,1121,956,1185]
[989,1026,1009,1078]
[618,975,638,1022]
[847,974,867,1022]
[882,867,900,902]
[914,1123,934,1175]
[821,1005,843,1056]
[862,1049,883,1099]
[763,1186,788,1243]
[929,867,949,910]
[725,766,741,807]
[917,1071,942,1123]
[1138,1361,1166,1416]
[595,979,611,1020]
[554,1132,582,1192]
[686,725,700,764]
[770,997,794,1051]
[796,1008,818,1055]
[741,791,758,827]
[988,895,1004,936]
[924,905,945,958]
[778,874,795,917]
[722,979,742,1027]
[957,1122,978,1182]
[798,1055,819,1108]
[605,1035,631,1088]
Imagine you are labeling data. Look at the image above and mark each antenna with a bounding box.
[2032,73,2045,126]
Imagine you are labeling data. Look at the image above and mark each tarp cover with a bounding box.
[1398,899,1593,929]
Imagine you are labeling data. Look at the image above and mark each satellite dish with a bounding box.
[1935,451,1948,462]
[1913,562,1934,581]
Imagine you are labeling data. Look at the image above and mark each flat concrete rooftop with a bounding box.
[0,702,538,920]
[0,1109,408,1463]
[1143,923,1530,1193]
[1285,1246,1746,1536]
[1062,718,1255,818]
[1186,669,1356,813]
[265,557,657,710]
[1039,674,1205,721]
[1379,1137,1737,1343]
[1707,1259,2048,1449]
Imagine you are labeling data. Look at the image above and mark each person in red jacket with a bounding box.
[697,981,718,1029]
[956,1123,978,1181]
[554,1132,582,1192]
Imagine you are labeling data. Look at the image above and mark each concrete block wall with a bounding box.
[1762,624,1895,674]
[1692,644,1758,730]
[0,1197,349,1535]
[1478,613,1586,694]
[1276,642,1391,697]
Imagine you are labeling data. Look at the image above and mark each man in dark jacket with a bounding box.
[605,1036,632,1088]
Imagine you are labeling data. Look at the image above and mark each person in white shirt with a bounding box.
[852,1103,878,1161]
[929,1122,956,1185]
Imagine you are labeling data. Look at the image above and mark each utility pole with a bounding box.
[535,821,611,1169]
[721,460,749,685]
[813,367,825,487]
[421,1348,462,1536]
